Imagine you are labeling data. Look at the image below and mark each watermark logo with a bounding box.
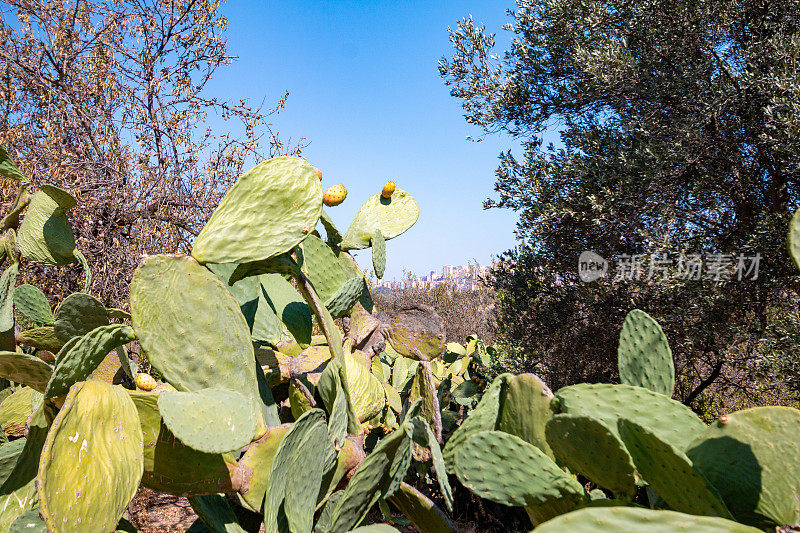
[578,252,761,283]
[578,251,609,282]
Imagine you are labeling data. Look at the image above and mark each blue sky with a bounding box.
[207,1,529,280]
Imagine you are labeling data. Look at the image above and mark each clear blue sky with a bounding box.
[207,1,532,280]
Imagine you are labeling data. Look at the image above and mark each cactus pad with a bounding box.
[371,229,386,279]
[789,206,800,270]
[388,482,455,533]
[451,430,584,508]
[618,418,731,518]
[319,209,343,245]
[384,304,446,361]
[192,157,322,264]
[323,423,413,532]
[554,383,705,451]
[0,352,52,393]
[45,324,135,398]
[618,310,674,396]
[263,409,328,533]
[130,255,262,416]
[13,285,53,326]
[0,146,27,182]
[443,373,508,469]
[534,507,761,532]
[157,389,258,454]
[498,373,555,458]
[128,391,243,495]
[344,349,385,423]
[261,273,313,346]
[546,415,636,501]
[0,387,38,437]
[17,185,77,266]
[16,326,63,353]
[324,276,365,319]
[53,292,109,343]
[38,381,143,532]
[236,424,290,511]
[0,438,27,485]
[686,406,800,528]
[341,189,419,250]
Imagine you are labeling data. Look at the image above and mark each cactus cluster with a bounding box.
[0,146,798,533]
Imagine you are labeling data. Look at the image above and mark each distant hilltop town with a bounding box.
[371,263,491,294]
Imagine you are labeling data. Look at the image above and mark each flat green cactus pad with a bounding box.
[8,508,46,532]
[17,185,77,266]
[789,207,800,270]
[0,387,38,437]
[554,383,705,452]
[53,292,109,343]
[498,373,555,458]
[128,391,242,496]
[324,276,364,319]
[188,494,247,533]
[534,507,761,532]
[192,157,322,264]
[45,324,135,398]
[443,374,510,470]
[385,304,446,361]
[261,273,313,346]
[408,362,441,440]
[299,235,349,301]
[16,326,63,353]
[0,404,53,530]
[13,284,53,326]
[263,409,329,533]
[618,309,674,396]
[686,406,800,528]
[237,424,290,511]
[319,209,343,245]
[388,482,455,533]
[452,430,584,509]
[371,229,386,279]
[322,424,413,533]
[130,255,262,418]
[158,389,258,454]
[0,352,52,393]
[0,263,18,350]
[0,146,27,182]
[344,349,385,423]
[341,189,419,250]
[618,418,731,518]
[546,415,636,501]
[407,416,453,511]
[38,381,143,533]
[0,438,27,486]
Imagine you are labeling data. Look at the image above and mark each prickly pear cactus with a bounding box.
[617,418,731,518]
[0,352,52,393]
[450,430,584,511]
[13,285,53,326]
[546,414,636,502]
[498,373,555,458]
[320,422,414,533]
[341,189,419,250]
[554,383,705,452]
[44,324,135,398]
[128,390,243,496]
[371,229,386,279]
[0,387,38,437]
[192,157,322,264]
[130,254,263,421]
[17,185,78,266]
[53,292,109,344]
[384,304,446,361]
[685,406,800,528]
[789,206,800,269]
[236,424,290,511]
[617,309,674,396]
[534,507,761,533]
[37,381,143,533]
[157,389,259,454]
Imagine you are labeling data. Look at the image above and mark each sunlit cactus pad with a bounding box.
[192,156,322,264]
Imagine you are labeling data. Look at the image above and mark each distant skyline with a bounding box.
[203,1,558,279]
